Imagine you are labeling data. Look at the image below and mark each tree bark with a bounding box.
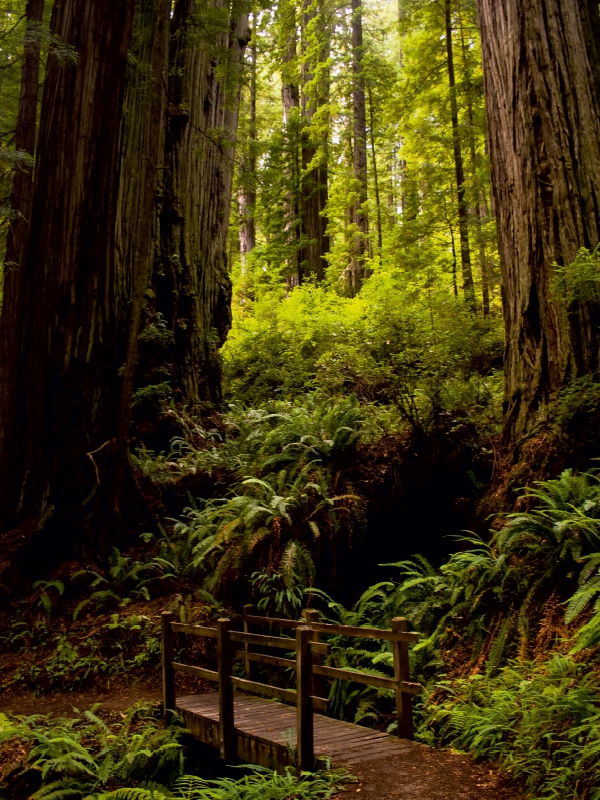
[445,0,475,310]
[458,9,491,316]
[368,84,383,262]
[299,0,330,283]
[0,0,44,519]
[156,0,249,408]
[0,0,136,543]
[349,0,368,292]
[279,0,301,283]
[238,26,257,269]
[115,0,170,495]
[478,0,600,446]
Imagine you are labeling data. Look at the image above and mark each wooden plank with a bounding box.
[230,630,298,649]
[303,609,325,699]
[309,621,419,643]
[161,612,175,722]
[231,676,296,703]
[296,625,315,771]
[171,622,218,638]
[312,663,422,694]
[313,663,396,690]
[230,676,328,713]
[234,650,296,669]
[393,617,414,740]
[229,630,329,655]
[233,613,304,629]
[171,662,219,682]
[243,604,255,681]
[217,618,235,759]
[315,732,390,750]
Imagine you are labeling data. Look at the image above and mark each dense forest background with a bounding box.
[2,1,600,799]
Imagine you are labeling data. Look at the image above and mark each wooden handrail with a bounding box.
[171,622,217,638]
[308,621,420,643]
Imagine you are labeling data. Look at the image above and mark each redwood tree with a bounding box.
[0,0,45,522]
[477,0,600,446]
[156,0,249,407]
[0,0,136,546]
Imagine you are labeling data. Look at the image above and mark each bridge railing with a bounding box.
[161,607,422,770]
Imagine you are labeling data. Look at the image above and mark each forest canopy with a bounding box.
[2,1,600,799]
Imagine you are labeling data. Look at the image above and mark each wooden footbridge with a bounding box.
[162,607,422,771]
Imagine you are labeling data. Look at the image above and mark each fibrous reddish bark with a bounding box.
[0,0,136,543]
[157,0,249,407]
[0,0,45,517]
[478,0,600,445]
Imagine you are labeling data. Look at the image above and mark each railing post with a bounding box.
[243,603,255,681]
[161,611,175,723]
[392,617,414,740]
[296,625,315,771]
[217,618,235,760]
[302,609,324,701]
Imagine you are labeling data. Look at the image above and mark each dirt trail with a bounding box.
[0,684,162,717]
[336,745,521,800]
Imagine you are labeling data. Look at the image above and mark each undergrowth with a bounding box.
[0,705,349,800]
[423,656,600,799]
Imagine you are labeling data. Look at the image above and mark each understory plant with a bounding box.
[423,655,600,799]
[0,706,349,800]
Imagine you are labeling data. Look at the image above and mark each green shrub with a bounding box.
[423,656,600,799]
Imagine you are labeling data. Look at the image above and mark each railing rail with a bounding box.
[161,606,422,769]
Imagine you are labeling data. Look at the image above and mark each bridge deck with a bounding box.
[177,692,415,771]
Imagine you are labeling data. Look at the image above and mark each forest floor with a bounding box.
[0,686,522,800]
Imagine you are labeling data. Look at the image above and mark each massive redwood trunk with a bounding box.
[477,0,600,446]
[0,0,135,545]
[0,0,45,519]
[156,0,249,408]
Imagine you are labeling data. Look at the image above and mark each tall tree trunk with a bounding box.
[0,0,44,519]
[367,84,383,261]
[458,7,491,316]
[478,0,600,446]
[0,0,135,547]
[350,0,368,292]
[238,25,257,270]
[299,0,330,283]
[114,0,170,497]
[280,0,301,284]
[157,0,249,407]
[445,0,475,310]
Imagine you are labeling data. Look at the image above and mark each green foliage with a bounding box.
[33,580,65,618]
[423,656,600,799]
[376,470,600,670]
[251,571,304,619]
[0,703,184,799]
[97,769,346,800]
[139,394,365,590]
[552,247,600,305]
[0,708,350,800]
[0,613,161,694]
[224,280,503,425]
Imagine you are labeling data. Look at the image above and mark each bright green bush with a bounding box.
[224,274,503,425]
